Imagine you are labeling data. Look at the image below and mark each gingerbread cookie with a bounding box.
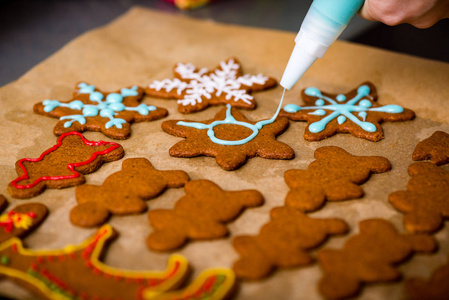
[318,219,436,299]
[71,158,189,227]
[0,195,48,243]
[280,82,415,141]
[145,57,277,114]
[8,131,124,199]
[34,82,168,139]
[412,131,449,165]
[389,162,449,233]
[284,146,391,212]
[405,254,449,300]
[232,206,348,280]
[161,104,294,171]
[147,180,263,251]
[0,224,235,300]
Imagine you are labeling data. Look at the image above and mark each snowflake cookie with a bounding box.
[161,105,295,171]
[34,82,168,139]
[145,57,277,113]
[280,82,415,142]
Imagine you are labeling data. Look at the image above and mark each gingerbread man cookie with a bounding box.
[280,82,415,141]
[145,57,277,114]
[147,180,263,251]
[34,82,168,139]
[71,158,189,227]
[318,219,436,299]
[0,224,235,300]
[412,131,449,165]
[0,195,48,243]
[405,254,449,300]
[284,146,391,212]
[161,105,294,171]
[8,132,124,199]
[232,206,348,280]
[389,162,449,233]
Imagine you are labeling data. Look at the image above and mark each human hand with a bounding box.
[359,0,449,28]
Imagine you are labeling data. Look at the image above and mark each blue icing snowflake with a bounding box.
[43,83,156,129]
[283,85,404,133]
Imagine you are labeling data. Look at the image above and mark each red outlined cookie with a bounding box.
[318,219,436,299]
[404,254,449,300]
[34,82,168,139]
[8,132,124,199]
[0,224,235,300]
[0,195,48,243]
[161,106,295,171]
[145,57,277,113]
[284,146,391,212]
[71,158,189,227]
[389,162,449,233]
[279,82,415,141]
[412,131,449,165]
[232,206,348,280]
[147,180,263,251]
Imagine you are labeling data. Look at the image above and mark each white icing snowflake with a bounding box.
[147,58,273,111]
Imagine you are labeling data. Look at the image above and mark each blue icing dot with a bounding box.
[337,115,346,124]
[309,121,325,133]
[315,99,325,106]
[361,122,377,132]
[121,86,139,97]
[100,109,115,118]
[357,85,370,96]
[358,111,367,121]
[68,100,84,110]
[135,104,149,115]
[309,109,326,116]
[83,106,99,117]
[43,100,60,112]
[359,99,372,108]
[283,104,301,113]
[336,94,346,102]
[106,93,123,103]
[89,92,104,102]
[305,87,321,97]
[108,103,126,111]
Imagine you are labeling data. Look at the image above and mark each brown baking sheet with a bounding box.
[1,7,449,299]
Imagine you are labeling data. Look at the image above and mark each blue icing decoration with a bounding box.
[105,118,126,129]
[282,84,405,134]
[120,86,139,97]
[77,83,96,94]
[309,109,326,116]
[106,93,123,103]
[43,84,157,130]
[337,115,346,124]
[177,89,287,146]
[336,94,346,102]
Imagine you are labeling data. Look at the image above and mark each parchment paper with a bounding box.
[1,7,449,300]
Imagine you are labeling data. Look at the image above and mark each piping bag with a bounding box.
[280,0,365,90]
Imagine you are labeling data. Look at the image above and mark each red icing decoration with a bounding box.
[10,132,121,190]
[0,210,38,233]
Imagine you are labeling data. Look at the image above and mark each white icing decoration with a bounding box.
[148,58,270,107]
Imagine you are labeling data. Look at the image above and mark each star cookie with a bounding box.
[71,158,189,227]
[161,105,295,171]
[34,82,168,139]
[280,82,415,141]
[145,57,277,113]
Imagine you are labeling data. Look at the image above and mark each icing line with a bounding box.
[10,132,121,190]
[177,89,286,146]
